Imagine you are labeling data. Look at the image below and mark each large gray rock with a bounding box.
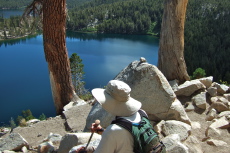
[84,102,114,131]
[84,60,191,131]
[162,134,189,153]
[174,80,206,96]
[206,109,217,121]
[210,102,229,113]
[0,133,29,151]
[76,133,101,145]
[183,136,203,153]
[164,99,191,125]
[115,60,176,115]
[63,103,92,132]
[205,116,229,138]
[207,87,217,97]
[69,139,101,153]
[58,133,79,153]
[58,133,101,153]
[192,92,207,109]
[217,96,229,105]
[198,76,213,88]
[213,83,229,95]
[162,120,191,141]
[217,111,230,118]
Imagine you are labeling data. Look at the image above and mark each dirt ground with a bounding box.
[186,110,230,153]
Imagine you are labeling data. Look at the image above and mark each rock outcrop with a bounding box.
[84,60,191,131]
[0,133,29,151]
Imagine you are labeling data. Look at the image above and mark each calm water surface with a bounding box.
[0,9,24,18]
[0,10,159,126]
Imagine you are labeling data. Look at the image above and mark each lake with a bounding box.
[0,9,24,18]
[0,10,159,126]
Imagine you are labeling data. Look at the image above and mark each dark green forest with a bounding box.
[67,0,163,35]
[0,0,229,83]
[0,15,38,40]
[0,0,93,9]
[0,0,32,9]
[185,0,230,83]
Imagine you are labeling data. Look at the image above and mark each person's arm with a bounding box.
[94,126,117,153]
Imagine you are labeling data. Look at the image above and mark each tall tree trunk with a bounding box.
[42,0,75,114]
[158,0,190,83]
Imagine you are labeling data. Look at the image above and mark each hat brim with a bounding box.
[92,88,142,117]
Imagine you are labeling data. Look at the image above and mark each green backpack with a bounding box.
[111,109,166,153]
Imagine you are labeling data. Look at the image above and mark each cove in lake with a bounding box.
[0,32,159,126]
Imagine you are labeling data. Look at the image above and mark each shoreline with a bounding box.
[1,31,159,42]
[0,33,38,42]
[68,30,160,38]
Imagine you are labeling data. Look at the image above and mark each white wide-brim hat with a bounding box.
[92,80,142,117]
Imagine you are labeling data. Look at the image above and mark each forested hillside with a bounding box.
[0,15,37,40]
[67,0,163,35]
[0,0,32,9]
[185,0,230,83]
[0,0,92,9]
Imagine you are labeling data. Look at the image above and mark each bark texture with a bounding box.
[42,0,75,114]
[158,0,190,83]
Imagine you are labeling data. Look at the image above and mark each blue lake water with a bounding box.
[0,10,159,126]
[0,9,24,18]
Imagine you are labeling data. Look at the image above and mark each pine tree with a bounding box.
[24,0,80,114]
[39,113,47,120]
[69,53,85,96]
[22,109,35,121]
[9,117,16,132]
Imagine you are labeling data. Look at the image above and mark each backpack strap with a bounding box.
[111,117,132,133]
[138,109,148,119]
[111,109,147,133]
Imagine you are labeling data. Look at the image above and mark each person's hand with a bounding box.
[90,120,104,134]
[75,146,87,153]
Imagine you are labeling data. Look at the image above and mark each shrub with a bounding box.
[39,113,47,121]
[219,80,229,86]
[22,109,35,121]
[191,68,206,79]
[19,118,27,127]
[79,92,93,101]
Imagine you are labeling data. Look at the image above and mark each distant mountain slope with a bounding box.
[67,0,93,9]
[0,0,32,9]
[67,0,163,35]
[0,0,93,9]
[184,0,230,82]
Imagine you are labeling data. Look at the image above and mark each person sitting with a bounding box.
[76,80,165,153]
